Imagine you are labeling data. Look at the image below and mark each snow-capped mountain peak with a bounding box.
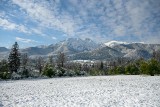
[104,41,128,47]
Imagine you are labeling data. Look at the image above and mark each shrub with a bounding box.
[68,70,76,77]
[148,59,159,76]
[116,66,125,74]
[125,64,139,75]
[22,69,29,78]
[0,72,11,79]
[43,64,55,78]
[55,69,63,77]
[74,70,87,76]
[140,61,149,74]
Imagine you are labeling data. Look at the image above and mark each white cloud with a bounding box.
[114,26,125,36]
[0,18,30,34]
[0,17,47,37]
[12,0,78,36]
[1,0,158,44]
[31,28,46,37]
[16,37,37,43]
[0,11,6,18]
[125,1,148,33]
[52,36,57,40]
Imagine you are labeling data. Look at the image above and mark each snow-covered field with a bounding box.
[0,76,160,107]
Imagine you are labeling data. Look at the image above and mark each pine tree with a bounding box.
[100,61,104,70]
[8,42,21,73]
[42,63,55,78]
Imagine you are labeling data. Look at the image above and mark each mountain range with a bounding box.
[0,38,160,61]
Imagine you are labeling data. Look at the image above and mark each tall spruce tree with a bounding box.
[8,42,21,73]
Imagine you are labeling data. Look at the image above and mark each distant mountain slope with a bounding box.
[20,38,101,59]
[71,43,160,60]
[0,47,9,52]
[0,47,9,60]
[112,43,160,54]
[113,43,160,59]
[124,49,151,59]
[0,39,160,60]
[49,38,100,54]
[70,46,124,60]
[21,46,54,56]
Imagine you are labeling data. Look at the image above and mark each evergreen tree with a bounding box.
[0,59,10,79]
[0,59,9,73]
[148,59,159,76]
[140,61,149,74]
[43,63,55,77]
[116,66,125,74]
[100,61,104,70]
[8,42,21,73]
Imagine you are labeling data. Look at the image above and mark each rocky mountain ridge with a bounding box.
[0,38,160,60]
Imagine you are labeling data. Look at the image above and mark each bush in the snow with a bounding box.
[55,69,63,77]
[125,64,139,75]
[140,61,149,74]
[22,69,29,78]
[63,70,76,76]
[54,68,77,77]
[139,59,160,76]
[0,60,10,79]
[76,71,87,76]
[148,59,160,76]
[11,72,22,80]
[79,71,87,76]
[0,72,11,79]
[68,70,76,76]
[45,68,55,78]
[116,66,125,74]
[43,64,55,78]
[57,67,67,76]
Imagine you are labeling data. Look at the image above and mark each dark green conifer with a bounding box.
[8,42,21,73]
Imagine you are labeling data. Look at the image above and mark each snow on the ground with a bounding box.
[0,76,160,107]
[104,41,128,47]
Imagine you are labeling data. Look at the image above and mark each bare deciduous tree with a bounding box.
[48,55,54,67]
[35,56,44,73]
[57,52,66,68]
[21,53,28,70]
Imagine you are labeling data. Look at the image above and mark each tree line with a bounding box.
[0,42,160,80]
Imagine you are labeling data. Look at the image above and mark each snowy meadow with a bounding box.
[0,75,160,107]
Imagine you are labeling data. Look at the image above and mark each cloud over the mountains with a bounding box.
[16,37,37,43]
[0,18,30,34]
[0,0,160,45]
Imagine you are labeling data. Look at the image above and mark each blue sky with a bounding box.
[0,0,160,48]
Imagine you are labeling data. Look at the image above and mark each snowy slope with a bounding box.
[21,38,100,57]
[0,39,160,60]
[55,38,100,53]
[104,41,128,47]
[71,46,124,60]
[0,76,160,107]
